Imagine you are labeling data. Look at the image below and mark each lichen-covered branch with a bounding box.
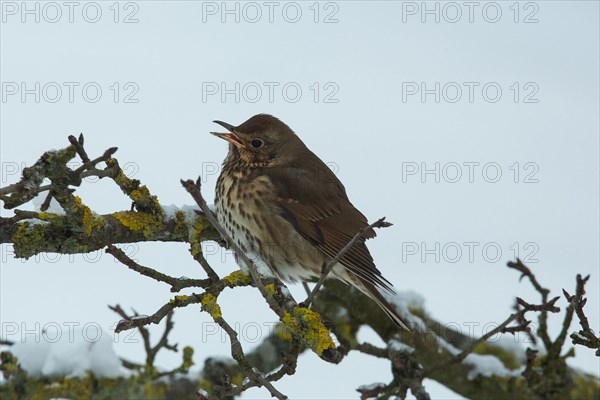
[1,136,598,400]
[0,135,220,258]
[108,305,193,378]
[563,274,600,356]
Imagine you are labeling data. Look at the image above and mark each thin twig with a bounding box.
[39,190,54,212]
[302,282,312,297]
[508,259,553,348]
[190,245,220,283]
[425,312,521,374]
[563,274,600,355]
[111,295,203,333]
[106,244,210,292]
[426,296,559,375]
[355,342,389,358]
[68,134,90,163]
[109,305,184,376]
[211,313,288,399]
[427,261,562,375]
[73,147,118,174]
[0,183,51,197]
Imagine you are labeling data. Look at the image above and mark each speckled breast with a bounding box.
[214,166,324,282]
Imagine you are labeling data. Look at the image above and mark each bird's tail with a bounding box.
[353,279,411,331]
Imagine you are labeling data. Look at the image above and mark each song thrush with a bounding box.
[211,114,409,330]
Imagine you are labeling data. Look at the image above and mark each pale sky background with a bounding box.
[1,1,599,398]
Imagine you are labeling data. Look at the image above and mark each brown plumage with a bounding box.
[211,114,409,330]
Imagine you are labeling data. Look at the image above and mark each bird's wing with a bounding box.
[255,161,394,292]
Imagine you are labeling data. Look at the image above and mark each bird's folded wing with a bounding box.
[254,165,393,292]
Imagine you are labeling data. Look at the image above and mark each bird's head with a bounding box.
[211,114,302,166]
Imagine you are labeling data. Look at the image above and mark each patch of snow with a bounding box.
[20,218,49,226]
[393,290,426,309]
[357,382,386,391]
[381,290,427,331]
[161,204,200,223]
[357,325,386,349]
[11,328,123,378]
[491,335,528,362]
[388,338,415,353]
[435,334,522,380]
[435,336,461,356]
[422,379,468,400]
[279,285,292,297]
[204,355,235,364]
[333,306,349,319]
[245,251,274,277]
[464,353,516,380]
[32,195,65,215]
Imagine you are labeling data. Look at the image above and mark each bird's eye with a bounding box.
[251,138,263,148]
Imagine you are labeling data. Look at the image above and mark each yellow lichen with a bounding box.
[281,307,336,356]
[190,217,211,240]
[44,145,76,165]
[74,196,94,236]
[37,212,61,221]
[224,270,252,287]
[129,186,162,213]
[189,217,212,257]
[264,283,277,296]
[181,346,194,370]
[53,375,93,400]
[173,211,188,238]
[570,373,600,399]
[201,293,222,319]
[129,188,148,202]
[408,306,426,319]
[12,222,46,259]
[198,378,213,395]
[231,371,245,387]
[108,158,136,191]
[112,211,164,238]
[275,322,293,342]
[168,295,189,305]
[335,320,357,346]
[190,242,202,257]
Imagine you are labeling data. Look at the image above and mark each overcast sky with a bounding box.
[1,1,599,398]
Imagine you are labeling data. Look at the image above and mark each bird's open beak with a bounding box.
[211,120,245,147]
